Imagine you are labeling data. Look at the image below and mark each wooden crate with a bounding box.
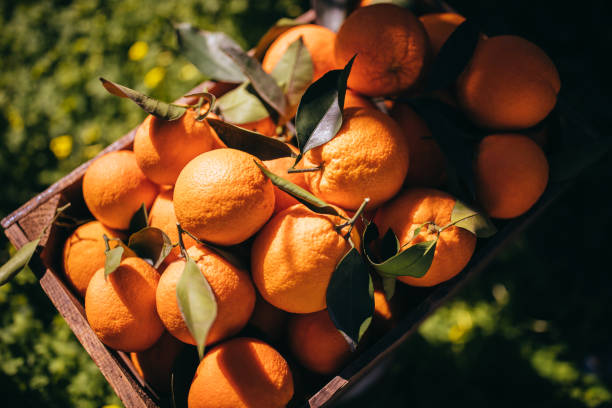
[1,2,571,408]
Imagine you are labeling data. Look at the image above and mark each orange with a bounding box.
[251,204,359,314]
[456,35,561,130]
[82,150,158,230]
[156,244,255,346]
[288,310,351,375]
[390,103,446,187]
[236,116,277,137]
[130,331,183,393]
[148,188,197,265]
[188,337,293,408]
[419,13,466,56]
[262,24,339,82]
[248,293,288,341]
[262,144,308,214]
[374,188,476,287]
[335,4,429,96]
[85,257,164,352]
[302,107,409,210]
[344,89,375,110]
[134,109,218,186]
[173,148,275,246]
[62,221,125,297]
[475,134,549,219]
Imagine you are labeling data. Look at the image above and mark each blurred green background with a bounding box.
[1,0,610,407]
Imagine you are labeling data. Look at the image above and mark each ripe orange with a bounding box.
[156,244,255,346]
[374,188,476,287]
[456,35,561,130]
[419,13,466,56]
[248,293,288,341]
[262,24,339,81]
[475,134,549,219]
[134,109,219,186]
[236,116,278,137]
[251,204,359,314]
[335,4,429,96]
[390,103,446,187]
[85,257,164,352]
[148,188,197,265]
[173,148,275,246]
[302,107,409,210]
[188,337,293,408]
[288,310,351,374]
[130,331,183,393]
[82,150,158,230]
[344,89,375,110]
[62,221,125,297]
[262,144,308,214]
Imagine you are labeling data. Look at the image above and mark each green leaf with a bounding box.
[254,160,344,218]
[176,258,217,359]
[326,246,374,350]
[104,246,124,278]
[381,276,397,301]
[363,222,437,278]
[294,55,355,163]
[215,83,270,124]
[128,227,174,269]
[253,18,303,61]
[208,118,294,160]
[0,239,40,286]
[424,20,481,92]
[184,92,216,121]
[99,78,188,121]
[406,98,480,202]
[128,203,149,236]
[450,200,497,238]
[174,22,246,83]
[219,44,287,116]
[270,37,314,106]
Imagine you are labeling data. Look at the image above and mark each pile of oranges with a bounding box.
[60,4,559,407]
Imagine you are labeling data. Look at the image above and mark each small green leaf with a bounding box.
[176,258,217,359]
[184,92,216,121]
[294,55,355,164]
[220,44,287,116]
[0,240,40,286]
[363,222,437,278]
[128,227,174,269]
[381,276,397,301]
[270,37,314,106]
[128,203,149,236]
[424,20,481,92]
[254,160,344,218]
[450,200,497,238]
[174,23,246,83]
[406,98,480,202]
[215,82,270,124]
[104,246,124,278]
[99,78,188,121]
[208,118,295,160]
[253,18,303,61]
[326,246,374,350]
